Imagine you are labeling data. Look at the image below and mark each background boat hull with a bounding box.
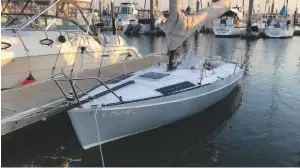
[213,26,246,37]
[1,48,139,89]
[264,27,294,38]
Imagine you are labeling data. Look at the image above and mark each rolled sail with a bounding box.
[163,0,231,51]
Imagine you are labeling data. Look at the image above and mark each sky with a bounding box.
[108,0,299,13]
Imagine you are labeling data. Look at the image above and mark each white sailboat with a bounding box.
[64,0,244,151]
[1,0,142,90]
[264,3,294,38]
[213,6,247,37]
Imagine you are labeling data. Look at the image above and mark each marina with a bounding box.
[1,0,300,167]
[2,31,300,167]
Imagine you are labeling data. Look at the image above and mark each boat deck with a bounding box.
[72,61,240,109]
[1,55,167,135]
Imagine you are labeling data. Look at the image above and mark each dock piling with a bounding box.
[150,0,155,31]
[196,0,200,11]
[247,0,254,28]
[111,0,116,35]
[271,0,275,14]
[99,0,103,20]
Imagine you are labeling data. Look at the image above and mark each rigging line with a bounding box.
[92,105,106,168]
[1,0,11,14]
[85,0,97,36]
[68,35,85,78]
[4,0,30,27]
[75,43,86,83]
[52,25,68,77]
[182,40,193,69]
[69,0,97,78]
[206,16,214,59]
[98,36,108,78]
[81,0,98,46]
[15,32,31,73]
[65,31,85,77]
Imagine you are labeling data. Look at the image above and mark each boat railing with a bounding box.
[52,72,123,107]
[50,54,168,108]
[204,45,244,64]
[203,45,244,75]
[1,54,168,120]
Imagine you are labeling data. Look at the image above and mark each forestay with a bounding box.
[163,0,231,51]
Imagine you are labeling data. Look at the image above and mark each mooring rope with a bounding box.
[92,105,106,168]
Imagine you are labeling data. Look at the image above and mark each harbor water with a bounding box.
[2,32,300,167]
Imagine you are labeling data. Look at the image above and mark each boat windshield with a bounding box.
[1,14,85,32]
[118,6,133,14]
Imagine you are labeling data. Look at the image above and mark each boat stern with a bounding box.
[264,27,294,38]
[213,26,243,37]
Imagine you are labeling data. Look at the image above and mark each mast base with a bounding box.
[167,49,179,71]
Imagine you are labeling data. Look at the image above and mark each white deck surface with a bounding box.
[77,61,240,108]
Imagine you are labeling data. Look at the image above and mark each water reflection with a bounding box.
[80,86,243,167]
[242,40,254,77]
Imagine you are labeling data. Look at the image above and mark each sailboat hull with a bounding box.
[264,27,294,38]
[213,26,246,37]
[68,68,243,150]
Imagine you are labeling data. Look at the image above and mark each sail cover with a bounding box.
[280,5,287,16]
[163,0,231,51]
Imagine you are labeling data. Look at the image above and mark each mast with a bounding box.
[200,0,202,9]
[294,0,299,26]
[196,0,200,11]
[264,0,269,15]
[111,0,116,35]
[242,0,245,16]
[286,0,288,17]
[150,0,154,31]
[271,0,274,14]
[99,0,103,20]
[247,0,254,28]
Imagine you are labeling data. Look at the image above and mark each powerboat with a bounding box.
[1,0,142,90]
[123,9,166,35]
[115,2,138,29]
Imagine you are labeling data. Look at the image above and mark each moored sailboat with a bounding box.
[64,0,245,151]
[213,6,247,37]
[115,2,139,29]
[264,3,294,38]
